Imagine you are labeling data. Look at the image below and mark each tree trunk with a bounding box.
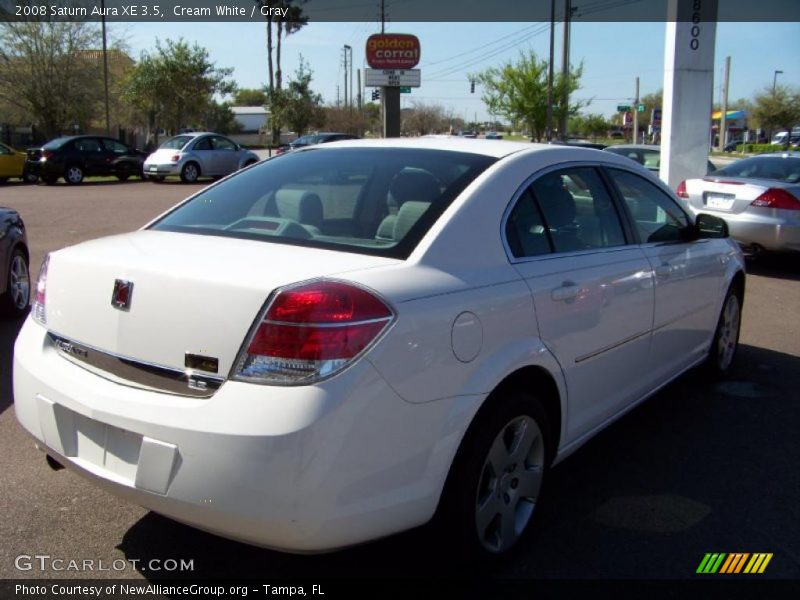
[266,18,274,95]
[276,24,283,92]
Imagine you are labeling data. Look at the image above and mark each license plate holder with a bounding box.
[706,194,735,210]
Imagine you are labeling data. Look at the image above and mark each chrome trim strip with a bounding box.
[48,333,224,398]
[574,329,651,364]
[262,316,393,328]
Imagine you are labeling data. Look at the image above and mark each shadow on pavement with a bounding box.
[118,344,800,580]
[0,313,27,413]
[745,253,800,282]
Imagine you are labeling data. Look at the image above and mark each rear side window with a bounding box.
[150,148,495,259]
[160,136,193,150]
[713,156,800,183]
[529,168,626,253]
[74,138,103,152]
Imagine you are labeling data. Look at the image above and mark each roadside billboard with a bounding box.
[366,34,421,70]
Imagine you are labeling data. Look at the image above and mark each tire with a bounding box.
[0,177,8,184]
[180,162,200,183]
[64,164,84,185]
[150,176,165,183]
[1,248,31,318]
[704,283,743,377]
[116,169,131,182]
[437,390,551,560]
[23,170,38,184]
[243,160,257,169]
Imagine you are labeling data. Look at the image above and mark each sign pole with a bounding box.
[383,86,401,137]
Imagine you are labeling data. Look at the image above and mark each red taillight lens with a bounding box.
[42,150,54,160]
[751,188,800,210]
[170,154,181,162]
[32,254,50,325]
[235,281,394,385]
[676,180,689,199]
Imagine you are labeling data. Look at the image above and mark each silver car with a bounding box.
[143,132,260,183]
[677,152,800,253]
[605,144,717,175]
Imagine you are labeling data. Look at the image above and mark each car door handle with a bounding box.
[551,282,580,302]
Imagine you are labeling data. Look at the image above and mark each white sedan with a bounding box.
[14,138,745,558]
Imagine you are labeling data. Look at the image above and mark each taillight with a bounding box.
[170,154,181,162]
[234,281,394,385]
[676,180,689,199]
[41,150,54,161]
[32,254,50,325]
[751,188,800,210]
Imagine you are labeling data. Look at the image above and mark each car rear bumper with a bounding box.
[13,317,478,552]
[143,163,180,176]
[688,207,800,252]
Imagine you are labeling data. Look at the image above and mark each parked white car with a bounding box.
[143,132,260,183]
[14,138,745,558]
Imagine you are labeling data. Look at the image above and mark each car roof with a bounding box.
[606,144,660,151]
[758,151,800,158]
[301,137,548,158]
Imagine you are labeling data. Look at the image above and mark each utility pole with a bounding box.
[381,0,385,34]
[559,0,572,140]
[336,85,340,108]
[101,0,110,136]
[633,76,640,144]
[348,46,354,110]
[343,45,349,110]
[546,0,555,141]
[718,56,731,151]
[356,69,362,110]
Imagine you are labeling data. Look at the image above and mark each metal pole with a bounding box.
[101,0,110,135]
[560,0,571,140]
[349,46,354,110]
[772,69,782,93]
[357,69,362,111]
[718,56,730,151]
[633,77,639,144]
[546,0,555,141]
[343,46,349,110]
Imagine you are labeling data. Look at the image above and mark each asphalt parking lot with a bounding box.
[0,177,798,581]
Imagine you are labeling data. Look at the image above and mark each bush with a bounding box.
[737,143,786,153]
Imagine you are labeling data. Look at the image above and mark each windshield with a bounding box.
[159,136,194,150]
[150,147,496,259]
[713,156,800,183]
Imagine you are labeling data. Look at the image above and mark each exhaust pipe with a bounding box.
[46,454,65,471]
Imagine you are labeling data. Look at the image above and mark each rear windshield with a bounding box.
[159,136,194,150]
[713,156,800,183]
[150,147,496,259]
[43,137,72,150]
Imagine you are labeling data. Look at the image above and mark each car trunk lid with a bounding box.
[685,176,777,215]
[43,230,397,393]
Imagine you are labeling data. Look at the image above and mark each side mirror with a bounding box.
[695,213,729,239]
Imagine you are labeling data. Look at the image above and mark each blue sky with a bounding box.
[121,20,800,123]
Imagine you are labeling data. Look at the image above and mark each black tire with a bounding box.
[116,169,131,182]
[436,389,551,561]
[243,160,257,169]
[23,170,38,184]
[64,164,84,185]
[1,248,31,318]
[150,176,165,183]
[0,177,8,184]
[180,162,200,183]
[703,282,743,378]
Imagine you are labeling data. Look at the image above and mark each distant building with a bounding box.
[231,106,269,133]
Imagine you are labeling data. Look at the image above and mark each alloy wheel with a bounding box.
[475,415,545,554]
[8,254,30,310]
[717,293,740,371]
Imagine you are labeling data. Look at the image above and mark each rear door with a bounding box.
[74,137,107,175]
[605,167,726,382]
[191,136,216,174]
[211,135,240,174]
[507,165,655,442]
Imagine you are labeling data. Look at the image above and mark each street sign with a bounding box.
[617,104,631,112]
[637,103,646,112]
[365,69,421,87]
[400,87,411,93]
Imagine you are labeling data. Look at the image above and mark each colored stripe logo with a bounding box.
[697,553,773,574]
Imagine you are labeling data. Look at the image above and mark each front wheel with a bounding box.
[23,170,38,184]
[1,249,30,318]
[437,390,550,560]
[704,284,742,377]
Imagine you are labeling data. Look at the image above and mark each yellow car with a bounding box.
[0,142,37,183]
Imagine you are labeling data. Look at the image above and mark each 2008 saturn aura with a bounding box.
[14,138,745,558]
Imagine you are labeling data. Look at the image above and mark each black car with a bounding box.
[26,135,146,185]
[0,207,30,318]
[276,132,359,155]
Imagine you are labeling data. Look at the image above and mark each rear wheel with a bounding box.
[704,283,743,377]
[0,177,8,184]
[23,170,38,184]
[180,162,200,183]
[1,248,30,318]
[64,164,84,185]
[437,390,550,560]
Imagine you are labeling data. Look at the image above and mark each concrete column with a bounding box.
[660,0,718,189]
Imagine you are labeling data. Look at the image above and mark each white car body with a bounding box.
[14,138,745,553]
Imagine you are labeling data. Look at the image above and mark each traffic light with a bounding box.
[470,81,475,93]
[371,89,380,101]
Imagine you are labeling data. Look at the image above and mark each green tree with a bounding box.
[474,50,585,142]
[124,38,235,145]
[201,101,242,135]
[271,57,323,135]
[0,20,103,137]
[569,113,610,140]
[751,84,800,148]
[234,88,268,106]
